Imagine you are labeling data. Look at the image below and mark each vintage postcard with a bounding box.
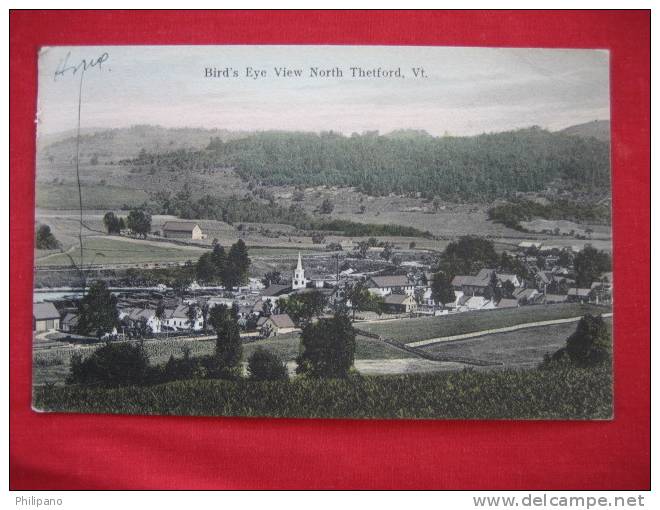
[32,46,613,419]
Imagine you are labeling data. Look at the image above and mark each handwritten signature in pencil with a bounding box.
[54,51,110,81]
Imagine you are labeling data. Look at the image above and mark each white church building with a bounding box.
[292,252,308,290]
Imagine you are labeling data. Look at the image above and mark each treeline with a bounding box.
[130,127,610,201]
[149,188,432,238]
[488,199,611,230]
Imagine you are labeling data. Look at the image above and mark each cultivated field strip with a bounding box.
[408,312,613,348]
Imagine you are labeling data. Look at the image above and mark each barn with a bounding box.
[162,221,204,240]
[33,302,60,332]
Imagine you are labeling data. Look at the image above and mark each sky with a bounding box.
[36,45,610,137]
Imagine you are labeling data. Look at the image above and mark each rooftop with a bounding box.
[162,221,200,232]
[33,302,60,320]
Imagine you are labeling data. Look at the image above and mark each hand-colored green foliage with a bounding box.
[35,224,61,249]
[296,312,356,378]
[247,348,289,381]
[36,365,612,420]
[75,281,119,338]
[67,341,149,388]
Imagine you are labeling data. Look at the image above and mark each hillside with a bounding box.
[132,127,611,200]
[559,120,610,143]
[38,124,251,163]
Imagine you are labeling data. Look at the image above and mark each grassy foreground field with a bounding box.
[33,365,612,419]
[359,303,610,344]
[421,319,613,369]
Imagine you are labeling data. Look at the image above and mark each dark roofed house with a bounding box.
[452,269,495,296]
[33,302,60,332]
[162,221,204,240]
[261,284,291,301]
[383,293,418,313]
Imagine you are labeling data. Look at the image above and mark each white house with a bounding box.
[162,304,203,331]
[366,275,415,297]
[119,308,162,334]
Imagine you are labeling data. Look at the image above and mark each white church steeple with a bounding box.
[292,252,307,290]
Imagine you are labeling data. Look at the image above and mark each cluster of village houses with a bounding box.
[34,239,613,339]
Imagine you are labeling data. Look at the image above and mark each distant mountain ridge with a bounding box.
[558,120,610,142]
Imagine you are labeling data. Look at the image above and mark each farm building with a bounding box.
[366,275,415,297]
[33,302,60,332]
[383,294,418,313]
[60,312,79,333]
[259,313,297,336]
[162,221,205,240]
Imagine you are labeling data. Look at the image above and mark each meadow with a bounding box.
[35,236,208,267]
[33,365,612,419]
[420,319,612,369]
[358,303,610,344]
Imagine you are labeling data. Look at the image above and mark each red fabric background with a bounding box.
[10,10,650,490]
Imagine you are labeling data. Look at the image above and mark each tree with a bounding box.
[319,198,334,214]
[35,224,61,249]
[430,272,456,308]
[292,189,305,202]
[262,299,273,317]
[574,245,612,287]
[414,287,426,305]
[311,232,325,244]
[296,311,356,378]
[501,280,515,298]
[67,341,149,387]
[281,290,328,325]
[126,209,151,238]
[347,281,384,319]
[76,281,119,338]
[118,217,126,231]
[196,252,218,284]
[437,236,498,277]
[545,314,611,368]
[356,240,369,259]
[103,212,121,234]
[262,271,282,287]
[225,239,251,288]
[247,348,289,381]
[380,242,394,261]
[209,305,242,376]
[186,303,198,330]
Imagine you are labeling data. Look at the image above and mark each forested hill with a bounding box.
[128,127,610,201]
[559,120,610,143]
